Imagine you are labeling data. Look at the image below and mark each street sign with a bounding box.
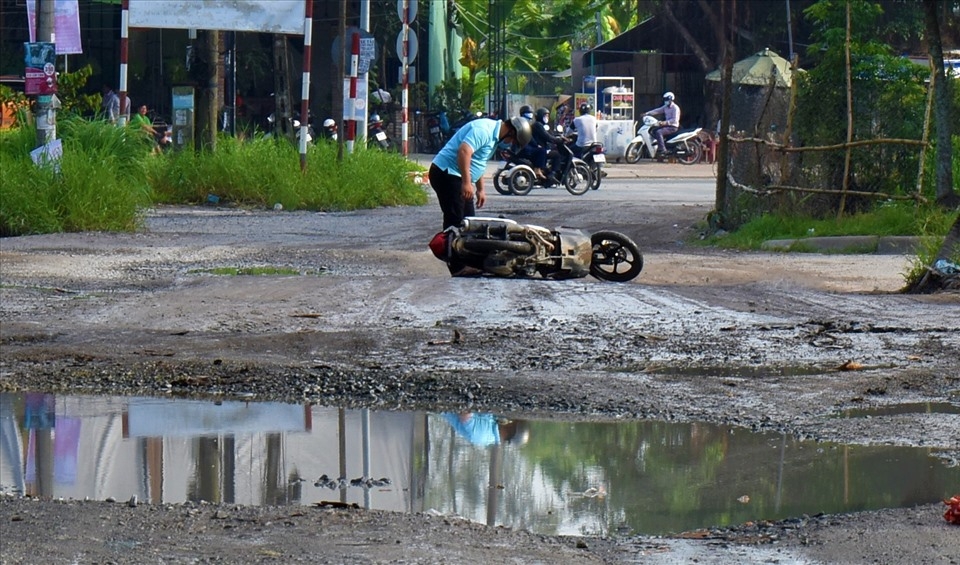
[396,31,418,65]
[396,0,417,23]
[359,37,376,74]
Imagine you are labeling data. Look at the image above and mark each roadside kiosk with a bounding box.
[574,76,635,160]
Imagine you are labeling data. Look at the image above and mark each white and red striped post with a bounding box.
[118,0,130,126]
[298,0,313,171]
[346,31,359,153]
[400,0,409,156]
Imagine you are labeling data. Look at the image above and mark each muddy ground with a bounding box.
[1,170,958,564]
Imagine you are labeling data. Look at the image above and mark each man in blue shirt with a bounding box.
[429,115,532,275]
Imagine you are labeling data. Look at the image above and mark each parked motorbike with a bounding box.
[424,111,444,152]
[428,216,644,282]
[624,116,702,165]
[368,114,394,150]
[493,137,593,196]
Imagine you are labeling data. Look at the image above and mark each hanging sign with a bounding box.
[24,42,57,95]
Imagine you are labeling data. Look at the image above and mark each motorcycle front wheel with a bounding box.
[565,162,593,196]
[493,167,513,195]
[624,142,644,164]
[589,230,643,282]
[509,167,536,196]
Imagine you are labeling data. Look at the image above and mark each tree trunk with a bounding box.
[923,0,958,208]
[194,30,219,151]
[660,0,714,71]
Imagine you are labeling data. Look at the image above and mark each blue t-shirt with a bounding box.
[431,118,501,183]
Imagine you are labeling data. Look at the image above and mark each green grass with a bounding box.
[704,202,956,250]
[1,119,427,236]
[1,117,154,235]
[146,135,427,211]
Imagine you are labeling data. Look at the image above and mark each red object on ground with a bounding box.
[429,232,449,260]
[945,495,960,524]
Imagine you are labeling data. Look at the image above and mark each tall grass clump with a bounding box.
[1,116,154,236]
[148,136,427,210]
[706,202,954,251]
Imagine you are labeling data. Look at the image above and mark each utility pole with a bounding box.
[35,0,56,147]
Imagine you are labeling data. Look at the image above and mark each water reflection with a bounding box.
[1,393,957,537]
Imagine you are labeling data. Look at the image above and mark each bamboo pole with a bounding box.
[838,0,854,219]
[779,54,800,186]
[728,136,927,151]
[916,60,936,194]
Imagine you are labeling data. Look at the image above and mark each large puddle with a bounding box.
[2,393,957,537]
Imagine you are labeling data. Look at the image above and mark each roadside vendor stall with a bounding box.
[574,76,635,160]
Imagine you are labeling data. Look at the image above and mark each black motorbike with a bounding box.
[428,216,643,282]
[368,118,395,151]
[568,132,607,191]
[493,137,593,196]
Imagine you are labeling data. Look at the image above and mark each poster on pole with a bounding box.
[129,0,305,34]
[24,42,57,95]
[27,0,83,55]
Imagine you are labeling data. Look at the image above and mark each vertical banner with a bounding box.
[24,42,57,95]
[27,0,83,55]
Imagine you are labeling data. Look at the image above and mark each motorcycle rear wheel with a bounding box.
[565,162,593,196]
[493,167,513,195]
[624,142,643,164]
[589,164,602,190]
[589,230,643,282]
[676,140,703,165]
[509,168,536,196]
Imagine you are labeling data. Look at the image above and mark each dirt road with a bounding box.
[1,166,958,564]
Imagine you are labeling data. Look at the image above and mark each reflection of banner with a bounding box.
[24,42,57,95]
[27,0,83,55]
[129,0,305,34]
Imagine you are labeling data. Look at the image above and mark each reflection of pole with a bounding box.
[338,408,347,504]
[297,0,313,171]
[362,408,371,509]
[346,32,359,153]
[486,444,502,527]
[35,428,54,497]
[194,437,221,503]
[118,0,130,127]
[775,432,786,512]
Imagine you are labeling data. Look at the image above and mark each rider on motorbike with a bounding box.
[531,107,564,184]
[643,92,680,158]
[571,103,598,158]
[515,105,549,181]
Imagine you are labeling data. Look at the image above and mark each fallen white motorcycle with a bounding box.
[429,216,643,282]
[624,115,702,165]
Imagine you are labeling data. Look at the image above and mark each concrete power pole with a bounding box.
[35,0,56,147]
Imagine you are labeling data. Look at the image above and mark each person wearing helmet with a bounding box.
[643,92,681,158]
[369,113,382,126]
[321,118,338,141]
[571,102,598,158]
[518,105,534,120]
[429,115,532,275]
[530,107,563,182]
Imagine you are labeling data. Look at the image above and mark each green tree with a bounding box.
[794,0,928,201]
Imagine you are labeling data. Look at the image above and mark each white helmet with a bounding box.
[322,118,335,128]
[663,92,675,102]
